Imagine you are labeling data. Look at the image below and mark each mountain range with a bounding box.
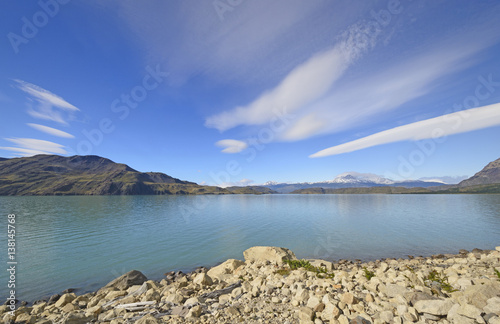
[260,172,447,193]
[290,158,500,194]
[0,155,275,196]
[0,155,498,195]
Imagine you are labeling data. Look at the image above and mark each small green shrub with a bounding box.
[424,270,457,293]
[275,269,291,276]
[494,268,500,280]
[363,267,375,281]
[277,259,335,279]
[284,259,312,270]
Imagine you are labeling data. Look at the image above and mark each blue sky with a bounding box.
[1,1,500,186]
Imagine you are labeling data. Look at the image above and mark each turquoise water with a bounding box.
[1,194,499,302]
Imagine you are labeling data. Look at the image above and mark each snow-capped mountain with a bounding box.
[418,176,468,184]
[262,172,447,193]
[327,172,395,185]
[263,181,280,186]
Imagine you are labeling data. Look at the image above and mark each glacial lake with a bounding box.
[1,194,500,302]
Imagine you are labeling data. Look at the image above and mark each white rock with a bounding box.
[186,305,202,318]
[308,259,334,272]
[295,288,310,304]
[403,311,418,322]
[218,294,232,304]
[184,297,201,307]
[207,259,245,280]
[54,293,76,308]
[243,246,297,264]
[298,307,314,321]
[379,262,389,272]
[321,303,341,321]
[306,296,321,309]
[164,292,184,304]
[379,310,394,323]
[252,277,264,288]
[457,278,473,290]
[461,283,500,308]
[396,305,408,316]
[484,297,500,315]
[489,316,500,324]
[193,272,213,286]
[457,303,483,321]
[447,303,463,322]
[231,287,243,298]
[414,299,454,316]
[384,284,407,298]
[338,314,350,324]
[341,292,358,305]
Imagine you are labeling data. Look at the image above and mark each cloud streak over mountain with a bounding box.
[15,80,79,125]
[0,138,67,156]
[310,103,500,158]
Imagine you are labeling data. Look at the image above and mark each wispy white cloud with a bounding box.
[218,178,254,188]
[7,138,67,154]
[310,103,500,158]
[215,139,248,153]
[27,123,75,138]
[204,6,500,145]
[2,138,67,156]
[0,147,56,157]
[278,41,486,141]
[205,47,347,131]
[279,17,500,142]
[15,80,79,111]
[205,22,379,132]
[15,80,79,125]
[419,176,468,184]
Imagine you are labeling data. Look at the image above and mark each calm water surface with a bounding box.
[1,194,499,302]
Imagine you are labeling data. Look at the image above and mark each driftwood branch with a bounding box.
[201,281,241,299]
[115,301,156,311]
[102,282,149,308]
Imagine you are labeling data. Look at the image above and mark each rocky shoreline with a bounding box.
[2,246,500,324]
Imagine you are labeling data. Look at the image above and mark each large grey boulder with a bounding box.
[460,282,500,309]
[414,299,454,316]
[207,259,245,280]
[243,246,297,263]
[135,314,160,324]
[384,284,409,298]
[61,312,94,324]
[484,297,500,316]
[404,291,439,306]
[103,270,147,290]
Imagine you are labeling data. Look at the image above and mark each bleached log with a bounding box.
[115,301,156,309]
